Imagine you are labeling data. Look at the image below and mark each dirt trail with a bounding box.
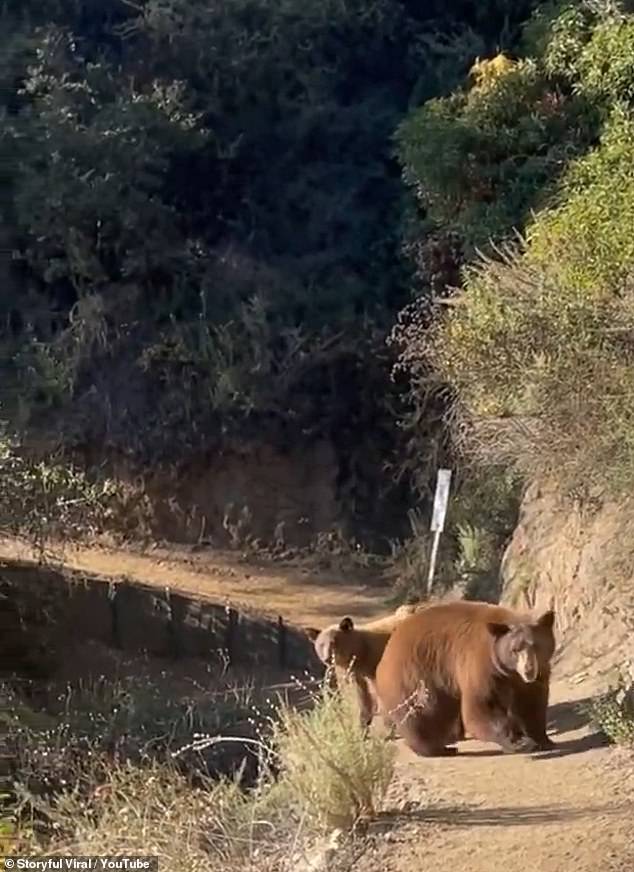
[361,676,634,872]
[0,536,392,628]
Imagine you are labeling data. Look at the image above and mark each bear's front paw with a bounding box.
[498,733,538,754]
[515,735,540,754]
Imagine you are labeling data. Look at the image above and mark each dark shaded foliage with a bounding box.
[0,0,544,543]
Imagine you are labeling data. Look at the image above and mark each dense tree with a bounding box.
[0,0,544,542]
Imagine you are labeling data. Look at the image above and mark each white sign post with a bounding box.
[427,468,452,597]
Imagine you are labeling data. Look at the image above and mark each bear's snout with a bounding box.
[516,649,538,682]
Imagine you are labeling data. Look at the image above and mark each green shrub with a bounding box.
[521,3,593,79]
[396,43,598,252]
[528,108,634,294]
[453,521,501,601]
[271,674,396,832]
[444,466,522,542]
[395,5,634,500]
[576,17,634,103]
[520,3,634,98]
[0,432,119,551]
[426,247,634,493]
[590,661,634,748]
[415,106,634,495]
[0,0,424,468]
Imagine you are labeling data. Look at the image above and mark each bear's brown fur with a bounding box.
[374,599,556,756]
[305,604,423,727]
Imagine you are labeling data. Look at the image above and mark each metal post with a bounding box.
[427,468,453,599]
[427,529,441,597]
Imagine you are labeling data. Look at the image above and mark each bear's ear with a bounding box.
[304,627,321,641]
[536,609,555,630]
[339,616,354,632]
[487,621,511,639]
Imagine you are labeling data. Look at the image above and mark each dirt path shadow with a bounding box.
[547,697,595,734]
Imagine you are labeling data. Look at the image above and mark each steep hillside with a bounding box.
[501,482,633,688]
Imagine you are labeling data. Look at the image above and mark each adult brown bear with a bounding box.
[374,600,556,756]
[305,605,425,728]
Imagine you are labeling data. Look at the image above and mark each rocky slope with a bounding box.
[500,480,633,687]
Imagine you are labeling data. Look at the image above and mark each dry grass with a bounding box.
[270,671,396,832]
[23,761,298,872]
[4,664,396,870]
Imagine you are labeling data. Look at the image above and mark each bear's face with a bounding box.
[305,616,364,668]
[488,610,555,683]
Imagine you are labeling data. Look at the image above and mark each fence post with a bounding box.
[108,581,121,649]
[277,615,287,669]
[165,586,181,660]
[225,607,237,666]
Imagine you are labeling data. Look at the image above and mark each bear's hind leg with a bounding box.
[399,713,458,757]
[340,671,376,731]
[393,691,461,757]
[355,674,376,730]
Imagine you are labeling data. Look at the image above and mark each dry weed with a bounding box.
[270,671,396,832]
[5,665,395,870]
